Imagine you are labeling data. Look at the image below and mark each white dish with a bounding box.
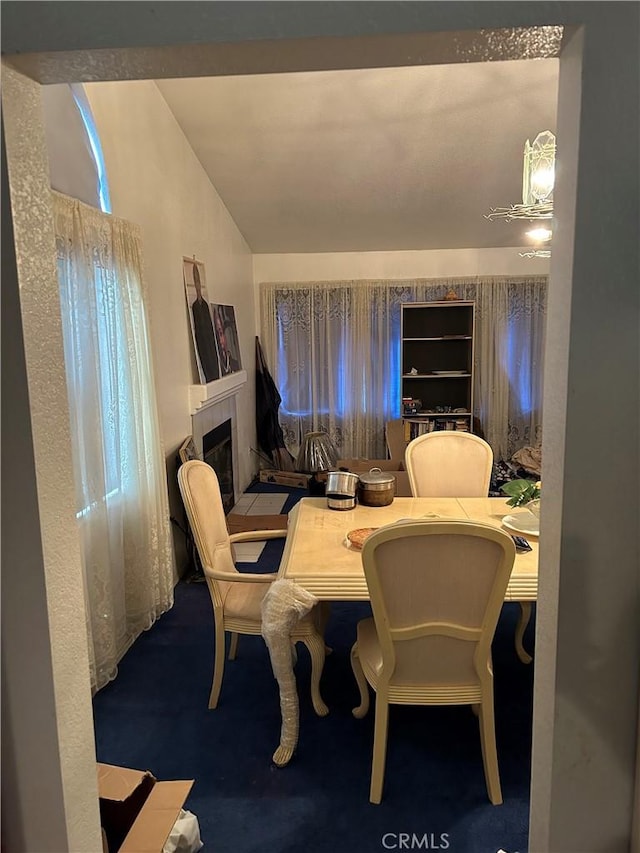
[502,513,540,537]
[432,370,466,375]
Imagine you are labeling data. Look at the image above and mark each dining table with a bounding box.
[265,495,539,764]
[277,496,538,664]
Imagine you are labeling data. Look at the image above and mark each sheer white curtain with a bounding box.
[260,277,546,463]
[261,283,400,460]
[53,191,175,692]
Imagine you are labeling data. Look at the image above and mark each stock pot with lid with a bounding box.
[357,468,396,507]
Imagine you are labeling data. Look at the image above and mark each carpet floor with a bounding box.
[93,483,534,853]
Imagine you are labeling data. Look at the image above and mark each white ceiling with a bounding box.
[156,58,558,254]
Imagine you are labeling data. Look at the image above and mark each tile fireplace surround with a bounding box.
[190,370,247,506]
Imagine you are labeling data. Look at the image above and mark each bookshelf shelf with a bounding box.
[402,373,471,379]
[401,301,475,440]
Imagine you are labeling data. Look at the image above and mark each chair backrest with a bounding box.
[405,431,493,497]
[361,520,515,687]
[177,460,237,589]
[385,419,407,468]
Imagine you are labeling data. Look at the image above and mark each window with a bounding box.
[71,83,112,214]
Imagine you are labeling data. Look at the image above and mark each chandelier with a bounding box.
[485,130,556,258]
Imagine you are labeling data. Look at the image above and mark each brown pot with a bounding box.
[357,468,396,507]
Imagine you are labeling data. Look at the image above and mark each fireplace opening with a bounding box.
[203,419,234,515]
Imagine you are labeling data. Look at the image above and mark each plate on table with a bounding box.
[502,513,540,537]
[345,528,379,551]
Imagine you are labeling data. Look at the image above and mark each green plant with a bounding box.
[500,478,541,508]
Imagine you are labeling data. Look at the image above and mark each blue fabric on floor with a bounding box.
[93,486,534,853]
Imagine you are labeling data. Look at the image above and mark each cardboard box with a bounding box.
[227,512,289,535]
[337,459,412,497]
[98,763,194,853]
[259,469,311,488]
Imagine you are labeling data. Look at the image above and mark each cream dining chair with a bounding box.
[405,431,493,497]
[177,460,329,716]
[350,519,516,805]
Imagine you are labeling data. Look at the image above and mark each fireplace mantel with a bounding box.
[190,370,247,505]
[189,370,247,415]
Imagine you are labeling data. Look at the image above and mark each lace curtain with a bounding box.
[260,276,546,463]
[53,191,175,692]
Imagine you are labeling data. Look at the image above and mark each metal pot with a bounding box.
[357,467,396,507]
[326,494,357,511]
[325,470,359,511]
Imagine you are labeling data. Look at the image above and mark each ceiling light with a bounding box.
[526,226,552,242]
[485,130,556,258]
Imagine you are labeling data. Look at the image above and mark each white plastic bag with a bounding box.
[261,579,319,765]
[162,809,203,853]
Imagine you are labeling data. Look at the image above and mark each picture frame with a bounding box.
[210,304,242,376]
[183,258,220,384]
[178,435,199,466]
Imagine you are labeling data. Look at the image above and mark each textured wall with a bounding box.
[83,80,257,549]
[253,247,549,283]
[1,67,101,853]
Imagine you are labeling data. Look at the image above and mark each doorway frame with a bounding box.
[2,5,638,851]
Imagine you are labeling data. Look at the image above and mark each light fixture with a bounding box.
[485,130,556,258]
[521,224,553,259]
[294,431,338,474]
[526,226,552,242]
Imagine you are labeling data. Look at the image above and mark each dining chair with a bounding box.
[405,431,493,497]
[350,519,516,804]
[177,459,329,716]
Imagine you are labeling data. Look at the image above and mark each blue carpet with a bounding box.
[93,484,534,853]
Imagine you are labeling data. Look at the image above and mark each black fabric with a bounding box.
[255,336,294,470]
[192,297,220,382]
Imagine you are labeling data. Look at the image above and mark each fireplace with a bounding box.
[190,369,247,512]
[203,419,234,515]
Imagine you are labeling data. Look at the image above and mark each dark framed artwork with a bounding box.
[183,258,220,384]
[211,304,242,377]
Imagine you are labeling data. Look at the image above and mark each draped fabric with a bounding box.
[53,191,175,692]
[260,277,547,463]
[255,336,294,470]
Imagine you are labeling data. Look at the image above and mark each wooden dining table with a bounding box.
[277,496,538,664]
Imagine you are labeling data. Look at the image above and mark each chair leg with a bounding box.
[316,600,333,654]
[350,643,370,719]
[370,695,389,804]
[477,697,503,805]
[515,602,533,664]
[229,632,239,660]
[209,621,226,710]
[301,633,329,717]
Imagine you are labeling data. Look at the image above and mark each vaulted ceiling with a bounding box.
[156,58,558,254]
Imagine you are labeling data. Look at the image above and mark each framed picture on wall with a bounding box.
[183,258,220,384]
[211,304,242,376]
